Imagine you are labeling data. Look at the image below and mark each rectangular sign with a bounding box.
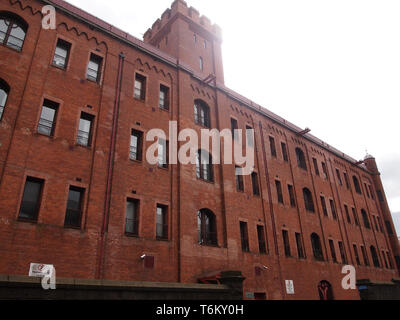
[29,263,54,278]
[285,280,295,294]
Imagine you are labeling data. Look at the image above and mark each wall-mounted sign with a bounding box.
[29,263,54,278]
[285,280,295,294]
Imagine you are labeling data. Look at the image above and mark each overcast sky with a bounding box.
[64,0,400,234]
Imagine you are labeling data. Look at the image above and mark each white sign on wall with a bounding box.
[29,263,54,278]
[285,280,295,294]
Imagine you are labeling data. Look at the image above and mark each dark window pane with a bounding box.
[156,205,168,239]
[125,199,139,236]
[269,136,276,157]
[64,187,84,228]
[130,130,143,161]
[257,226,266,254]
[159,85,169,110]
[281,143,288,162]
[19,178,43,221]
[240,221,249,252]
[329,240,337,263]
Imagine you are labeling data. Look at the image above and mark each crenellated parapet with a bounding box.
[143,0,222,43]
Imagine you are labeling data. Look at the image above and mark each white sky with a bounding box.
[64,0,400,234]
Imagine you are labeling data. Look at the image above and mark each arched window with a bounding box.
[0,78,9,120]
[353,175,362,194]
[196,149,213,182]
[303,188,315,212]
[370,245,380,268]
[0,12,28,51]
[318,280,334,300]
[361,209,370,229]
[198,209,217,246]
[194,99,210,128]
[295,148,307,170]
[311,233,324,261]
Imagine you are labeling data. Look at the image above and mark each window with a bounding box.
[64,186,84,228]
[338,241,347,264]
[336,169,343,186]
[296,148,307,170]
[370,245,380,268]
[377,190,384,202]
[235,166,244,192]
[351,207,359,226]
[377,216,383,232]
[198,209,217,246]
[158,138,169,169]
[77,112,94,147]
[361,209,370,229]
[257,225,267,254]
[353,245,361,265]
[344,172,350,189]
[134,73,146,100]
[196,149,213,181]
[38,99,59,136]
[159,85,169,110]
[282,230,291,257]
[130,129,143,161]
[382,250,389,268]
[281,142,288,162]
[194,100,210,128]
[275,180,283,204]
[364,183,370,198]
[0,12,27,51]
[199,57,203,71]
[288,184,296,207]
[0,78,10,121]
[385,220,394,235]
[311,233,323,261]
[361,245,369,266]
[156,205,168,240]
[86,53,102,82]
[368,185,375,199]
[246,125,254,147]
[373,216,379,232]
[252,172,260,196]
[18,177,43,222]
[193,34,197,42]
[353,176,362,194]
[344,204,351,224]
[303,188,315,212]
[320,196,328,216]
[203,40,207,49]
[329,199,337,220]
[321,162,328,180]
[295,233,305,259]
[231,118,238,140]
[313,158,319,176]
[269,136,276,157]
[240,221,249,252]
[329,240,337,263]
[125,199,139,236]
[386,251,393,269]
[52,39,71,69]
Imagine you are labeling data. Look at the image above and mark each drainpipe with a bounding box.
[95,52,125,279]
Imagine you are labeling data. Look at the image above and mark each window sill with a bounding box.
[129,158,143,164]
[157,165,169,171]
[198,243,220,248]
[17,218,38,224]
[156,237,169,242]
[159,106,170,113]
[86,78,100,85]
[75,143,92,150]
[194,121,211,130]
[51,64,67,71]
[125,233,139,238]
[196,177,214,184]
[134,97,145,103]
[0,43,22,53]
[35,132,54,139]
[64,225,82,230]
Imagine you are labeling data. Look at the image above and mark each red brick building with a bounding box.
[0,0,399,300]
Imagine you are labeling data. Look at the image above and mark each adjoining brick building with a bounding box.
[0,0,399,300]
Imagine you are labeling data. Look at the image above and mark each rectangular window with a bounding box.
[269,136,277,157]
[352,207,359,226]
[336,169,343,186]
[295,233,305,259]
[130,129,143,161]
[382,250,389,268]
[281,142,288,162]
[329,240,337,263]
[288,184,296,207]
[368,185,375,199]
[364,183,371,198]
[38,99,59,136]
[275,180,283,204]
[125,199,139,236]
[344,204,351,224]
[134,73,146,100]
[361,245,369,266]
[235,166,244,192]
[246,125,254,147]
[338,241,347,264]
[158,138,169,169]
[231,118,238,140]
[156,204,168,240]
[313,158,320,176]
[64,186,84,228]
[385,220,394,235]
[159,85,169,110]
[18,177,43,222]
[344,172,350,189]
[320,196,328,216]
[199,57,203,71]
[52,38,71,69]
[373,216,379,232]
[77,112,94,147]
[377,190,384,202]
[257,225,267,254]
[252,172,260,196]
[87,53,102,82]
[329,199,337,220]
[240,222,250,252]
[321,162,328,180]
[377,216,383,232]
[282,230,291,257]
[353,245,361,265]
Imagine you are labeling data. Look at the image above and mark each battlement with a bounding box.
[143,0,222,43]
